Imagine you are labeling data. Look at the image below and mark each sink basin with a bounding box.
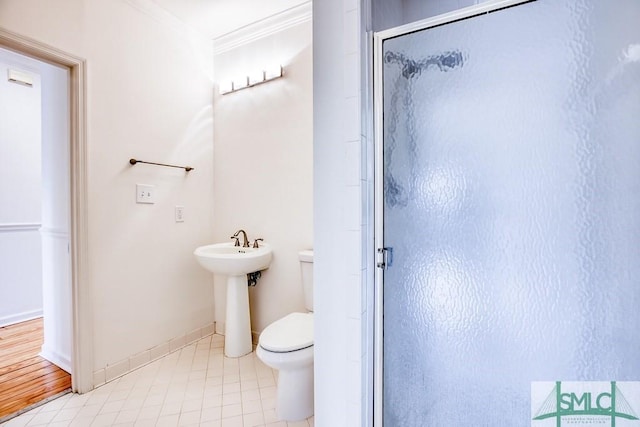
[194,241,273,358]
[194,242,272,276]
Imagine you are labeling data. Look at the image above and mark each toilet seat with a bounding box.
[259,312,313,353]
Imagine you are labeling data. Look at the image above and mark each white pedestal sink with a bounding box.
[194,242,272,357]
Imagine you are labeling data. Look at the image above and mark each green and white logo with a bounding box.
[532,381,640,427]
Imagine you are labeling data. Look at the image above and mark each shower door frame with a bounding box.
[372,1,536,424]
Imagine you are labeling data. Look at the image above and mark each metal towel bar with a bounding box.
[129,158,193,172]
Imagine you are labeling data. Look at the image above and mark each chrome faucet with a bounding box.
[230,229,250,248]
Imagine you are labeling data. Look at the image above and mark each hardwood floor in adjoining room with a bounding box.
[0,318,71,422]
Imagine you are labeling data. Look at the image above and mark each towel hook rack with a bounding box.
[129,158,193,172]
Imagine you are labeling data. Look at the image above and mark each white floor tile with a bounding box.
[75,405,101,419]
[220,415,243,427]
[241,389,260,403]
[259,386,276,400]
[223,375,240,385]
[0,335,314,427]
[98,400,125,414]
[200,406,222,423]
[260,397,276,411]
[159,401,182,417]
[222,383,241,394]
[242,411,264,427]
[26,411,56,426]
[49,409,77,424]
[241,399,262,415]
[221,403,242,419]
[141,394,164,407]
[67,417,94,427]
[36,397,70,414]
[240,380,259,392]
[89,412,117,427]
[113,409,138,424]
[135,404,161,421]
[121,397,145,411]
[1,415,33,427]
[155,414,179,427]
[202,393,222,410]
[177,410,200,426]
[181,399,203,413]
[107,389,131,402]
[221,392,241,406]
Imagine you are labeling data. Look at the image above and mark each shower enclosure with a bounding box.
[374,0,640,425]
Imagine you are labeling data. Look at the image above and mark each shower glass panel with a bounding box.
[380,1,640,425]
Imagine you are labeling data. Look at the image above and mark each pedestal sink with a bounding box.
[194,242,272,357]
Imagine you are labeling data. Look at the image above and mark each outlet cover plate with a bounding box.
[175,206,185,222]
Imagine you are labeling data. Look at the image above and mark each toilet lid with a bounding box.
[259,312,313,353]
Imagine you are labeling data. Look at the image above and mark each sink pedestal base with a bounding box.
[225,275,252,358]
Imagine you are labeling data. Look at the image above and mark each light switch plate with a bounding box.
[136,184,155,204]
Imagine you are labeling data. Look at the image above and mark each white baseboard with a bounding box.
[215,321,225,335]
[92,322,215,389]
[0,310,43,328]
[213,321,260,346]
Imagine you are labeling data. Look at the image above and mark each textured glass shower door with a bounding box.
[377,0,640,425]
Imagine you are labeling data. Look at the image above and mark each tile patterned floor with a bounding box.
[0,335,314,427]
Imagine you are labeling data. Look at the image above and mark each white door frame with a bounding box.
[0,27,93,393]
[372,1,535,424]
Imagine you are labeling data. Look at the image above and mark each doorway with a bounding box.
[0,46,72,420]
[0,28,92,397]
[374,0,640,425]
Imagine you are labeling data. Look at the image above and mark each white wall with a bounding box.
[0,0,216,385]
[0,50,43,327]
[212,6,313,337]
[314,0,366,425]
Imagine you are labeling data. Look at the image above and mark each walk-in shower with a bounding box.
[373,0,640,425]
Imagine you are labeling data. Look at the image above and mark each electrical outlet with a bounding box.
[175,206,185,222]
[136,184,156,204]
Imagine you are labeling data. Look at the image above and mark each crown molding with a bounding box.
[214,1,311,55]
[126,0,206,43]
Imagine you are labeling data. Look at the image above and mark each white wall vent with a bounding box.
[7,68,34,87]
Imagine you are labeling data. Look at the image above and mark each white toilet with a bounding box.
[256,250,314,422]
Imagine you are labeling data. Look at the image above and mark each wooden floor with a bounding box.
[0,318,71,421]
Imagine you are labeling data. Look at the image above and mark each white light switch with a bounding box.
[136,184,155,204]
[175,206,185,222]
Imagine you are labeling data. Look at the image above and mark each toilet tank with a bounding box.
[299,250,314,311]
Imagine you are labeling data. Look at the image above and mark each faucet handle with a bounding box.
[230,236,240,246]
[252,238,264,248]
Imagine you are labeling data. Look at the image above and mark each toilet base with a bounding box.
[256,345,314,422]
[276,365,314,421]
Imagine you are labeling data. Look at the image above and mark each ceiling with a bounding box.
[151,0,309,40]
